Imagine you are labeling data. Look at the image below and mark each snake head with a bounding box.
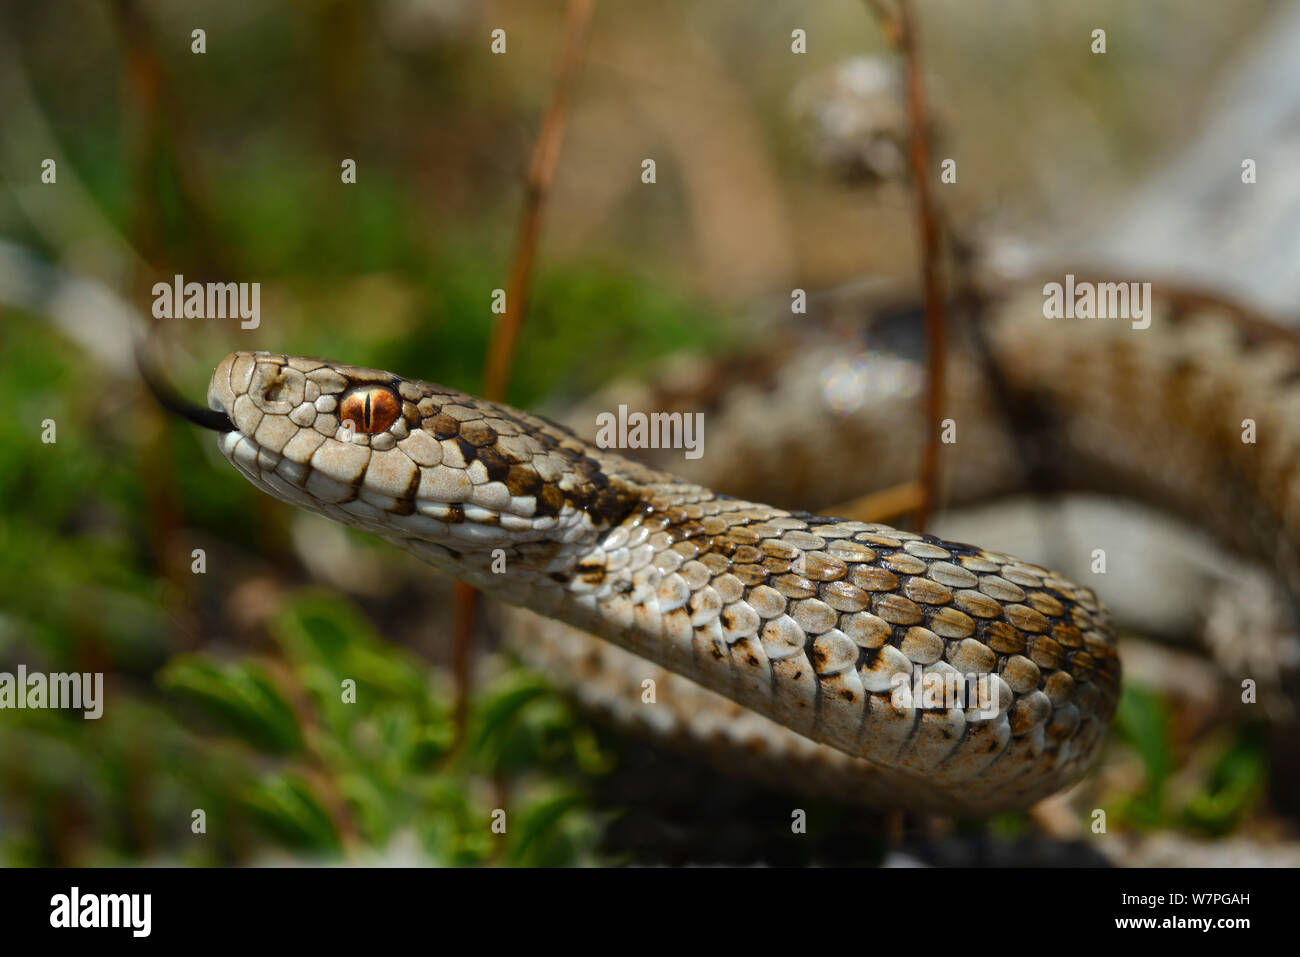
[207,351,641,586]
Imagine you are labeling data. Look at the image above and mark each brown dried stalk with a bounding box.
[482,0,596,404]
[864,0,946,534]
[452,0,596,745]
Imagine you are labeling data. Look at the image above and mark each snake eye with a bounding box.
[339,386,401,435]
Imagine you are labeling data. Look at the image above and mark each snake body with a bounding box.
[506,282,1300,808]
[205,281,1300,815]
[210,289,1130,816]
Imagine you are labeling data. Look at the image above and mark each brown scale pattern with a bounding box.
[499,283,1300,811]
[575,487,1118,813]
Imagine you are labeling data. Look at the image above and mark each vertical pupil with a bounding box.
[343,388,397,434]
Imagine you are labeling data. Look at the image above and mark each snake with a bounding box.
[196,279,1300,816]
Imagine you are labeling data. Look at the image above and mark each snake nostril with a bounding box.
[251,362,305,414]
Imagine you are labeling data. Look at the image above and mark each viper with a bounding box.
[182,279,1300,816]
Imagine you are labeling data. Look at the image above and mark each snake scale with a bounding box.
[203,280,1300,816]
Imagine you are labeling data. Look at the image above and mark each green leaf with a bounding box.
[1111,683,1174,827]
[270,591,433,707]
[241,774,341,854]
[159,655,303,754]
[469,675,553,759]
[505,792,588,867]
[1182,727,1267,835]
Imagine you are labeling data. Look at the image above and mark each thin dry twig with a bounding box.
[864,0,946,534]
[482,0,596,403]
[111,0,227,278]
[823,480,924,526]
[452,0,596,747]
[113,0,229,663]
[861,0,900,42]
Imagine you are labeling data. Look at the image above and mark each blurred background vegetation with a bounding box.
[0,0,1288,865]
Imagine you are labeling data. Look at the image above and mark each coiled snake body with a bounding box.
[206,282,1300,815]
